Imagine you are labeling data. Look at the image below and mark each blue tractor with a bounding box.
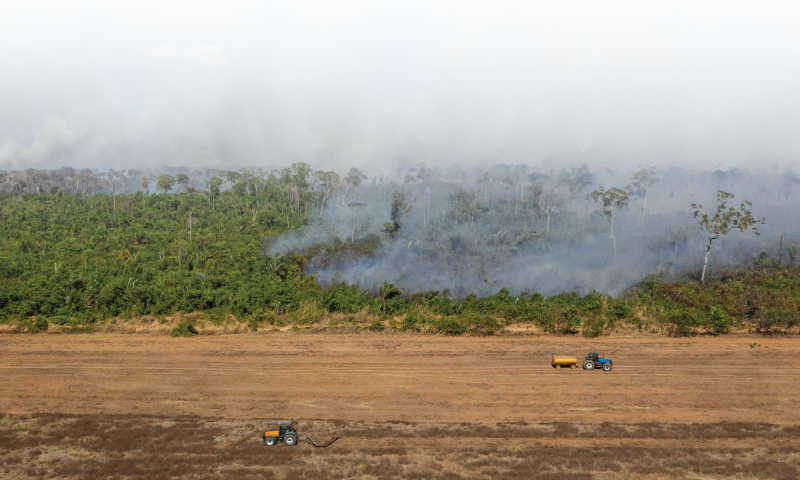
[583,351,613,371]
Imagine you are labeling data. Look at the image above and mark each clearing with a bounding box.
[1,334,799,479]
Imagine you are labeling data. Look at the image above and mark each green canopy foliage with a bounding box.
[0,172,793,338]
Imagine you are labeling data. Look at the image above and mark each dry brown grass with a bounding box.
[2,414,799,479]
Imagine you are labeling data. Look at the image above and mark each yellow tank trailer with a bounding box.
[551,355,578,369]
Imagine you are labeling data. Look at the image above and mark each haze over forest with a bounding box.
[1,162,797,297]
[2,2,800,297]
[2,2,799,174]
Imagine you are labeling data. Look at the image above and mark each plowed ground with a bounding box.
[2,334,800,479]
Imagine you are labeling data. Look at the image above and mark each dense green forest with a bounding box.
[0,174,319,325]
[0,164,798,337]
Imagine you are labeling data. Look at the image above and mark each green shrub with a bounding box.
[709,306,730,334]
[247,309,277,331]
[323,284,372,313]
[52,316,73,326]
[753,251,781,269]
[465,314,502,336]
[22,316,49,334]
[582,316,607,338]
[537,306,581,334]
[754,308,798,331]
[666,309,697,337]
[401,314,421,332]
[367,320,385,332]
[171,321,198,337]
[606,301,633,320]
[247,317,260,332]
[433,317,467,336]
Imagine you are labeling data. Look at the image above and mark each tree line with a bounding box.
[0,161,797,336]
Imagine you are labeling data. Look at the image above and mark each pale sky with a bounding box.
[1,1,799,173]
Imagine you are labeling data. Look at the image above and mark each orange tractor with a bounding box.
[262,420,341,448]
[262,421,299,446]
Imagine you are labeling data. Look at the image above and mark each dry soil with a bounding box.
[1,334,798,424]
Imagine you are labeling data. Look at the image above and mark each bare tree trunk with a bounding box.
[426,186,430,229]
[515,186,518,212]
[610,217,617,263]
[701,237,712,281]
[640,190,648,228]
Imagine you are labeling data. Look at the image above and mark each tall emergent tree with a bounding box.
[176,173,192,195]
[692,190,765,281]
[382,191,413,239]
[156,174,176,211]
[101,170,119,216]
[140,175,149,208]
[314,171,340,213]
[626,165,659,228]
[530,178,563,233]
[207,176,222,209]
[590,185,629,262]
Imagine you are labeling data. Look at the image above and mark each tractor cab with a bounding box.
[584,351,613,371]
[278,421,295,437]
[263,421,299,446]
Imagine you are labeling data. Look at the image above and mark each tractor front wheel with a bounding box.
[584,362,594,370]
[265,436,276,446]
[603,363,612,371]
[284,434,297,446]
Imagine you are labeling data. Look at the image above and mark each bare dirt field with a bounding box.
[2,334,799,423]
[2,334,800,479]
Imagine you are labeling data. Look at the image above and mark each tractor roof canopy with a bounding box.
[279,421,293,426]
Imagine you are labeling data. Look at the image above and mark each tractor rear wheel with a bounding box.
[284,434,297,446]
[603,363,612,371]
[584,362,594,370]
[265,436,276,446]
